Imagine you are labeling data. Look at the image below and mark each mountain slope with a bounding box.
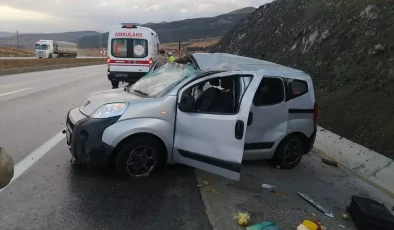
[0,31,99,50]
[226,7,256,15]
[77,11,251,48]
[213,0,394,158]
[0,32,14,38]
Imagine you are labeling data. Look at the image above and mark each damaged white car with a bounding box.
[65,53,317,180]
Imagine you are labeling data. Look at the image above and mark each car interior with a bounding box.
[183,76,241,114]
[252,77,285,106]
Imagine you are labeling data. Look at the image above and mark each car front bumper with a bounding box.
[66,107,120,167]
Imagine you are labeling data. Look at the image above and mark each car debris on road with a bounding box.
[261,183,276,189]
[322,158,338,167]
[298,192,334,218]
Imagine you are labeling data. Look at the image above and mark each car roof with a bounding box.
[191,53,310,80]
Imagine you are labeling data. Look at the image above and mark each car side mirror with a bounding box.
[178,95,195,112]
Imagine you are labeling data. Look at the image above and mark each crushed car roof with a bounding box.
[191,53,309,80]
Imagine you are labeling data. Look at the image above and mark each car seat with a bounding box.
[195,79,221,112]
[211,78,235,113]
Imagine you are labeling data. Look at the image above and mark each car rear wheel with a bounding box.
[272,134,305,169]
[115,136,165,179]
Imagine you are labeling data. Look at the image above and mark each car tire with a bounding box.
[272,134,305,169]
[111,80,119,89]
[115,136,165,179]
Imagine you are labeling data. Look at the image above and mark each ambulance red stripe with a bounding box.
[109,64,150,66]
[108,59,151,65]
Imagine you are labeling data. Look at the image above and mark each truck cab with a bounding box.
[35,40,54,58]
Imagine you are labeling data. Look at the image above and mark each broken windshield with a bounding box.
[129,63,197,98]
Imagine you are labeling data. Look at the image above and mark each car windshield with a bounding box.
[128,63,197,98]
[35,44,48,50]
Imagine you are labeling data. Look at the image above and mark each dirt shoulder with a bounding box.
[0,58,106,70]
[0,46,35,57]
[0,58,106,76]
[196,152,394,230]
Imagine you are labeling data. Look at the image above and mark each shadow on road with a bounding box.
[64,164,212,230]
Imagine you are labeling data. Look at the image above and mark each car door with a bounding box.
[172,71,263,181]
[245,76,288,158]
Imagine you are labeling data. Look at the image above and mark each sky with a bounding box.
[0,0,272,33]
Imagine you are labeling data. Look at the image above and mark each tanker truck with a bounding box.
[35,40,78,58]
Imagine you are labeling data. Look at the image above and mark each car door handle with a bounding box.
[247,112,253,126]
[235,120,244,140]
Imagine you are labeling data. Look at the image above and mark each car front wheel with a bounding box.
[115,136,165,179]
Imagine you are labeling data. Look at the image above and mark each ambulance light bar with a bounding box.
[121,23,141,28]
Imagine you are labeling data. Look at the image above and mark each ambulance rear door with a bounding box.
[108,26,152,75]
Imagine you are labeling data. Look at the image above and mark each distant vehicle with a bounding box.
[107,23,160,88]
[65,53,317,181]
[35,40,78,58]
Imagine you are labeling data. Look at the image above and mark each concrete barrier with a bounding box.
[314,126,394,198]
[0,62,106,76]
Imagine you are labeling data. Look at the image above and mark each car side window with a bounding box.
[253,77,285,106]
[287,79,308,99]
[180,76,241,114]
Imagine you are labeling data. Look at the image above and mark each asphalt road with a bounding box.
[0,65,212,230]
[197,152,394,229]
[0,65,393,230]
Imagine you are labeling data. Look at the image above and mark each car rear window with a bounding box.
[111,38,148,58]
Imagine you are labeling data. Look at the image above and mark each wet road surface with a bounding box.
[0,143,211,230]
[0,65,113,163]
[196,152,394,230]
[1,64,393,230]
[0,66,212,230]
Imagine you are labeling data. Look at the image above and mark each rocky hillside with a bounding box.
[213,0,394,159]
[226,7,257,15]
[77,8,256,48]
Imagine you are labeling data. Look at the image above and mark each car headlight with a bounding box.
[90,103,128,118]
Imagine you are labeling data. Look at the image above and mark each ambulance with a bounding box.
[107,23,160,88]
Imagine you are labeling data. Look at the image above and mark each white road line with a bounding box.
[0,88,32,97]
[0,131,66,193]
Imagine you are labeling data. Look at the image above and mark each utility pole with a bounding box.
[178,41,181,56]
[16,30,20,49]
[98,30,102,49]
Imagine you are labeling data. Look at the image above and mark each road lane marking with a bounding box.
[0,88,32,97]
[0,131,66,193]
